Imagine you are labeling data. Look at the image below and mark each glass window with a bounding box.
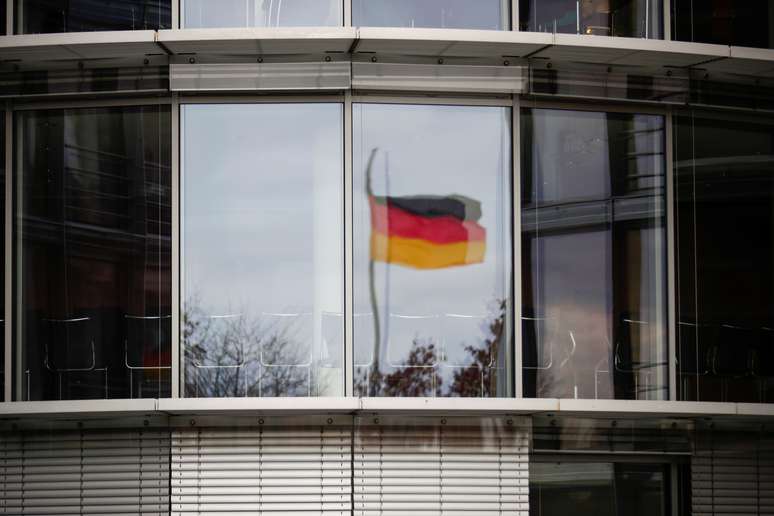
[17,0,171,33]
[16,106,171,401]
[672,0,774,49]
[530,462,669,516]
[521,108,667,400]
[353,103,512,397]
[182,104,343,398]
[674,111,774,403]
[353,0,508,30]
[520,0,662,38]
[0,112,4,401]
[182,0,341,28]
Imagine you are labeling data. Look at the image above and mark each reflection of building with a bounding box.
[1,1,773,515]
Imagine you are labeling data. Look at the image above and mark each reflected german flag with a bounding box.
[369,193,486,269]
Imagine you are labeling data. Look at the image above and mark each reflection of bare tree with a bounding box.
[449,299,506,397]
[355,299,508,397]
[183,295,326,397]
[356,339,442,397]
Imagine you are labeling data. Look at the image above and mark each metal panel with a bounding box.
[170,62,351,92]
[171,425,352,515]
[352,62,525,93]
[157,27,356,56]
[0,31,160,61]
[0,428,170,515]
[354,419,530,515]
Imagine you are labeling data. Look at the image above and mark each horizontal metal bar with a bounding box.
[1,397,772,420]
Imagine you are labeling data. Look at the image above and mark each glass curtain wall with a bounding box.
[353,0,508,29]
[521,108,667,401]
[17,0,171,33]
[520,0,662,38]
[674,111,774,403]
[182,0,342,28]
[16,106,172,401]
[530,462,669,516]
[672,0,774,49]
[353,103,512,398]
[182,103,343,398]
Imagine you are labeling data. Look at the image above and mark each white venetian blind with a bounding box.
[0,428,170,516]
[354,421,529,516]
[171,425,351,516]
[692,432,774,516]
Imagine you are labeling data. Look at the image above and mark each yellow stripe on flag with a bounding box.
[370,232,485,269]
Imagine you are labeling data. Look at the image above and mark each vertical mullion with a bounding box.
[172,0,180,29]
[512,96,522,399]
[343,0,351,27]
[665,109,677,402]
[171,95,181,399]
[4,107,11,402]
[510,0,518,31]
[5,0,11,34]
[663,0,672,40]
[344,92,354,397]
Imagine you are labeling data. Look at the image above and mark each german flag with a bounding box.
[369,193,486,269]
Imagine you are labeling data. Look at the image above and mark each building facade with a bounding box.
[0,1,773,514]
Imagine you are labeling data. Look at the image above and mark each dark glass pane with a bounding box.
[17,106,171,401]
[672,0,774,48]
[183,0,341,27]
[353,103,512,398]
[354,0,507,29]
[18,0,171,33]
[674,111,774,403]
[0,113,4,400]
[182,104,343,398]
[522,108,667,400]
[0,66,168,97]
[530,462,668,516]
[520,0,662,38]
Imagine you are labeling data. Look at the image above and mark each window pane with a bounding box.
[18,0,171,33]
[530,462,668,516]
[17,106,171,401]
[674,111,774,403]
[182,104,343,398]
[672,1,774,48]
[353,0,507,29]
[0,112,4,400]
[182,0,341,28]
[520,0,662,38]
[353,103,512,398]
[522,108,667,400]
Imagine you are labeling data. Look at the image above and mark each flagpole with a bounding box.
[365,148,381,396]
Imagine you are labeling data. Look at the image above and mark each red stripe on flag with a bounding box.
[370,196,485,245]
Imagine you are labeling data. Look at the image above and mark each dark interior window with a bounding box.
[18,0,171,33]
[672,0,774,48]
[17,106,171,401]
[520,0,662,38]
[674,111,774,403]
[530,462,670,516]
[521,108,668,401]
